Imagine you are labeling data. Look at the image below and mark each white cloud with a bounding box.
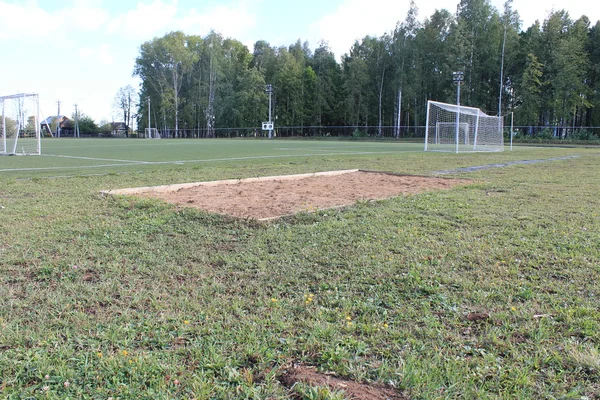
[308,0,600,59]
[178,1,258,39]
[0,0,59,41]
[308,0,409,58]
[107,0,179,40]
[511,0,600,29]
[0,0,110,45]
[64,1,111,32]
[105,0,259,45]
[79,44,114,65]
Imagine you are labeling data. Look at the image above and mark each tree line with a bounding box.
[130,0,600,137]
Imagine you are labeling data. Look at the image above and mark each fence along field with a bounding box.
[0,141,599,398]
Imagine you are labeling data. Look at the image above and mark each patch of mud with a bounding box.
[280,364,407,400]
[432,155,579,175]
[106,170,470,220]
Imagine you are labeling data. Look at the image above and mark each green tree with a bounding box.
[342,42,370,126]
[540,11,591,130]
[586,21,600,125]
[310,42,343,126]
[134,31,198,135]
[392,0,422,135]
[112,85,137,136]
[517,53,544,126]
[77,114,99,135]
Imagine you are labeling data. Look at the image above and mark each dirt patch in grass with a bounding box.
[280,364,407,400]
[107,170,470,220]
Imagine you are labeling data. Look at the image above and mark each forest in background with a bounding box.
[129,0,600,138]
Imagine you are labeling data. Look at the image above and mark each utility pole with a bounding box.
[265,84,273,139]
[453,71,464,154]
[74,103,80,138]
[148,98,151,138]
[56,100,61,137]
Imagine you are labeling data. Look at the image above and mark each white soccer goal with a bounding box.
[425,100,504,153]
[1,93,41,155]
[145,128,161,139]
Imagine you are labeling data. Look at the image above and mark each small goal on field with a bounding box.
[1,93,41,155]
[425,100,504,153]
[145,128,161,139]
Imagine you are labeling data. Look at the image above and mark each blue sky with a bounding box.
[1,0,598,124]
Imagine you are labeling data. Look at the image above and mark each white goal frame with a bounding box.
[145,128,161,139]
[1,93,41,155]
[425,100,504,153]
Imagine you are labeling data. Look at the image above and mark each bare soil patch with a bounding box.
[108,170,470,220]
[280,364,407,400]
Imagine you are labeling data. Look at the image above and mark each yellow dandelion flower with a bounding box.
[347,321,353,326]
[271,298,278,303]
[97,352,103,358]
[511,307,516,311]
[383,323,389,328]
[345,316,352,321]
[184,320,190,324]
[122,350,128,356]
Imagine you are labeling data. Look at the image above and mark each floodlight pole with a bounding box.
[148,98,151,137]
[2,100,6,153]
[510,111,514,151]
[74,103,80,138]
[265,84,273,139]
[453,71,464,154]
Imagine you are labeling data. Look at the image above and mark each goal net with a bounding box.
[145,128,161,139]
[1,93,41,155]
[425,100,504,153]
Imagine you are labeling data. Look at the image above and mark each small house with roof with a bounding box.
[110,122,129,136]
[41,116,73,137]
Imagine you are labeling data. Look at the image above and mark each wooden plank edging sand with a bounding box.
[101,169,360,195]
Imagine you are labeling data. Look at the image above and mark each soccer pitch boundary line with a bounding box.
[0,150,413,173]
[46,154,148,163]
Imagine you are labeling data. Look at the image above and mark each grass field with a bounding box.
[1,138,599,399]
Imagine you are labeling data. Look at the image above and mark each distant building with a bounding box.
[41,116,73,137]
[110,122,129,136]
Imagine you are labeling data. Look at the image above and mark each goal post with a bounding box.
[425,100,504,153]
[1,93,41,155]
[144,128,161,139]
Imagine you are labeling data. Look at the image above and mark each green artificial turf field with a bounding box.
[1,138,599,399]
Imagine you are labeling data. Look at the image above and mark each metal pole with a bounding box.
[12,95,20,154]
[424,100,430,151]
[456,78,460,154]
[36,95,41,154]
[57,101,61,138]
[148,98,151,138]
[510,111,514,151]
[265,84,274,139]
[2,100,6,153]
[268,90,272,139]
[452,71,464,153]
[74,103,79,138]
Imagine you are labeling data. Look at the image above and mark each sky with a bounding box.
[1,0,599,124]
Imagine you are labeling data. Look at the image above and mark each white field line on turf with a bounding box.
[275,147,355,152]
[45,154,147,163]
[43,140,411,150]
[0,150,412,173]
